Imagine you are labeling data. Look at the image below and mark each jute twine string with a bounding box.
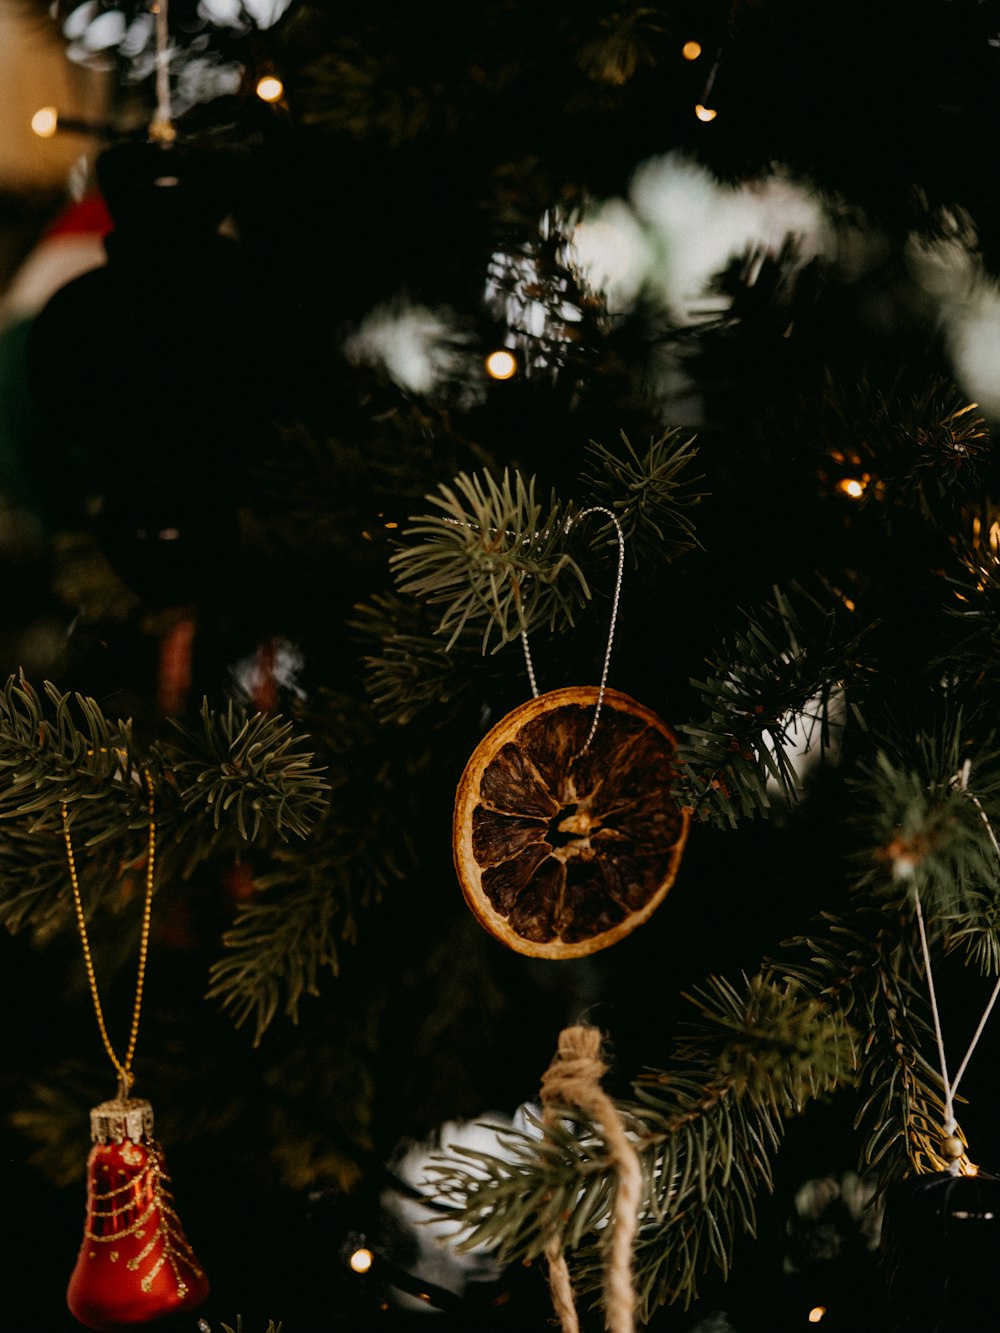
[539,1025,642,1333]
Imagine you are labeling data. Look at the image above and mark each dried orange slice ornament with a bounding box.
[453,686,692,958]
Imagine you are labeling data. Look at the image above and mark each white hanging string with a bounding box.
[911,890,959,1143]
[910,761,1000,1172]
[519,506,626,755]
[520,628,541,699]
[444,504,627,753]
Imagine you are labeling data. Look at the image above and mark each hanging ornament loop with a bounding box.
[539,1024,641,1333]
[60,769,157,1098]
[61,768,210,1327]
[909,762,1000,1172]
[520,506,626,756]
[453,505,689,959]
[149,0,176,143]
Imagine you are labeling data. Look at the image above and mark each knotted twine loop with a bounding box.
[539,1025,642,1333]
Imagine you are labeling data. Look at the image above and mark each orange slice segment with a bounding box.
[453,686,692,958]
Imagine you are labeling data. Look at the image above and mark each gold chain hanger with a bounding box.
[60,769,157,1102]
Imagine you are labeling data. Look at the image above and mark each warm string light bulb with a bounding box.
[682,41,702,60]
[485,349,517,380]
[31,107,59,139]
[349,1247,374,1274]
[837,477,865,499]
[256,75,285,103]
[970,514,1000,555]
[808,1308,827,1324]
[694,104,717,122]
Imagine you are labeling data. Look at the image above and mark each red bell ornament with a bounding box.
[67,1098,209,1330]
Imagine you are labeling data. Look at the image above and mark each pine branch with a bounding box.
[0,677,156,937]
[943,513,1000,685]
[164,699,329,843]
[0,675,144,818]
[428,1111,627,1267]
[779,910,952,1184]
[678,582,871,826]
[623,1083,784,1316]
[580,428,704,571]
[207,881,344,1041]
[669,973,857,1114]
[206,691,416,1041]
[848,720,1000,968]
[779,909,891,1022]
[390,469,590,651]
[379,444,702,711]
[856,932,954,1182]
[207,800,408,1043]
[815,376,988,527]
[0,677,329,940]
[355,592,485,727]
[428,974,855,1319]
[428,907,965,1316]
[617,975,856,1315]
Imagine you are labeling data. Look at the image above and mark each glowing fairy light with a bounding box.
[255,75,284,102]
[31,107,59,138]
[682,41,702,60]
[485,349,517,380]
[970,515,1000,555]
[838,478,865,499]
[694,104,717,122]
[808,1309,827,1324]
[349,1247,374,1274]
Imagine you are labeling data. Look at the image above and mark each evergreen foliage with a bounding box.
[0,676,327,940]
[678,582,871,826]
[391,469,590,651]
[580,428,705,571]
[6,2,1000,1329]
[432,975,855,1316]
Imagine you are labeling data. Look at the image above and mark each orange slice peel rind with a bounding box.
[453,686,692,958]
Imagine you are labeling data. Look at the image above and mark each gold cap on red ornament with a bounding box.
[66,1097,209,1331]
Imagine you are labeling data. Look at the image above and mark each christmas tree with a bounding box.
[2,2,1000,1330]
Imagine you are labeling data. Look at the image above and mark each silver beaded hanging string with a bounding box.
[518,506,626,756]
